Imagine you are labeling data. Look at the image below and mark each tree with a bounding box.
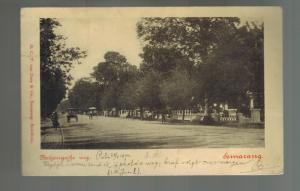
[139,46,193,77]
[137,18,241,110]
[40,18,86,117]
[137,17,264,118]
[119,70,164,119]
[160,69,197,120]
[91,51,138,115]
[119,80,140,111]
[202,22,264,113]
[56,99,70,113]
[137,71,164,117]
[137,17,240,66]
[68,78,102,110]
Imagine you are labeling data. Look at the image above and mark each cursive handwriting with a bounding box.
[39,151,273,175]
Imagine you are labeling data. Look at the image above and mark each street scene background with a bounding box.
[40,17,265,149]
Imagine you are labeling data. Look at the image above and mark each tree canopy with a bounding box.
[68,78,101,110]
[160,69,197,119]
[137,17,264,114]
[90,51,138,115]
[67,17,264,120]
[40,18,86,117]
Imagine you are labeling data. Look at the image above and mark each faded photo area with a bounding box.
[40,17,264,149]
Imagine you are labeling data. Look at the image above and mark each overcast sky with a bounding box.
[55,17,143,87]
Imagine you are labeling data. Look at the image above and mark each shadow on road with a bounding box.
[44,140,167,149]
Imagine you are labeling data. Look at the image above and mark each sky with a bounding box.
[55,17,262,88]
[55,17,143,87]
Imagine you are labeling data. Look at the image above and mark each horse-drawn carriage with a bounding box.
[67,108,78,122]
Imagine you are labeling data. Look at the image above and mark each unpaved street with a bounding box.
[42,115,264,149]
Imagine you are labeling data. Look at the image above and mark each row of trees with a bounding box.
[68,17,264,120]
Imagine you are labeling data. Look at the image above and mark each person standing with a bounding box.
[89,110,93,119]
[51,111,60,130]
[161,113,166,124]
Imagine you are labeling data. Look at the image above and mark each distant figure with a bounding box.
[88,111,93,119]
[51,112,60,130]
[161,113,166,124]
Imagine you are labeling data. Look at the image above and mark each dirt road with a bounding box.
[41,115,264,149]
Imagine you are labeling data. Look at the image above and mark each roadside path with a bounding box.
[41,118,64,149]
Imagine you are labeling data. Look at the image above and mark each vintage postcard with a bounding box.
[21,7,283,176]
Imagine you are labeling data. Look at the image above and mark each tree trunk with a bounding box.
[129,110,132,118]
[140,106,144,120]
[115,108,119,117]
[182,109,185,121]
[204,96,209,116]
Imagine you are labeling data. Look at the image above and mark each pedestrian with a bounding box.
[89,110,93,119]
[162,113,166,124]
[51,111,60,130]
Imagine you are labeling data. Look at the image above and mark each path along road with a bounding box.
[42,115,264,149]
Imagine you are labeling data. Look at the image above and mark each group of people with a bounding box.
[88,110,95,119]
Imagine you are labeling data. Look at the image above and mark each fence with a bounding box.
[219,116,237,122]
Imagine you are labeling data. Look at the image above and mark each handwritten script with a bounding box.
[39,151,268,176]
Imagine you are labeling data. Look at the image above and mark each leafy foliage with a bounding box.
[40,18,86,117]
[67,17,264,120]
[137,17,264,115]
[160,69,197,111]
[91,51,138,114]
[68,78,101,110]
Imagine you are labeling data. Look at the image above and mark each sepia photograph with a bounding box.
[40,16,265,149]
[21,7,283,176]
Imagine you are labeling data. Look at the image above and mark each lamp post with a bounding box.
[246,90,261,123]
[246,90,254,109]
